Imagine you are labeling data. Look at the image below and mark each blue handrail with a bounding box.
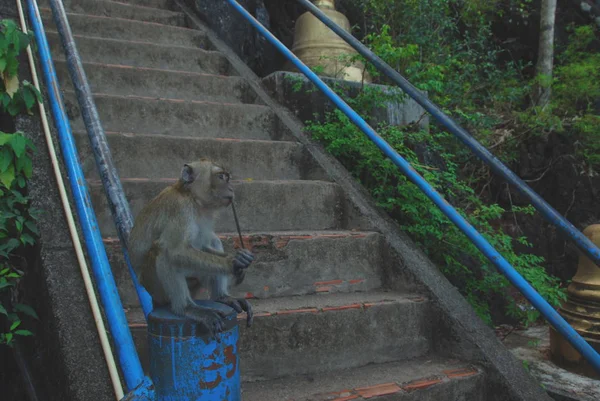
[45,0,153,319]
[295,0,600,270]
[225,0,600,374]
[26,0,147,392]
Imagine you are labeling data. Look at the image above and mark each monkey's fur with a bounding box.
[128,159,254,336]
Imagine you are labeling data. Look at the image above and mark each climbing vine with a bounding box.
[0,18,43,346]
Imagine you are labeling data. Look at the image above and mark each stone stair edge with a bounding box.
[240,356,484,401]
[44,29,214,53]
[125,290,429,326]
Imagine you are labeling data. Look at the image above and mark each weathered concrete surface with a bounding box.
[47,31,232,75]
[241,356,485,401]
[105,231,384,306]
[182,0,276,77]
[54,61,258,104]
[40,9,210,48]
[73,132,327,181]
[62,92,288,140]
[129,291,432,379]
[503,325,600,401]
[90,179,346,235]
[41,0,187,26]
[262,71,429,130]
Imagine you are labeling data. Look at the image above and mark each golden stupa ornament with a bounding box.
[287,0,371,83]
[549,224,600,378]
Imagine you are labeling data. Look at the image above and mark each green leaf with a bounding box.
[14,330,33,336]
[10,134,26,158]
[0,304,7,316]
[14,303,38,320]
[0,132,11,145]
[10,320,20,331]
[0,147,13,171]
[22,86,35,109]
[24,220,38,235]
[0,58,6,73]
[0,164,15,188]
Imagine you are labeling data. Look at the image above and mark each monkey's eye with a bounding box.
[218,173,230,182]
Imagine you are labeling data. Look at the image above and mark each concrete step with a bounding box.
[90,179,345,236]
[47,31,232,75]
[62,92,291,140]
[104,231,384,306]
[39,0,187,27]
[242,357,485,401]
[96,0,175,9]
[127,291,433,380]
[74,131,327,181]
[40,9,210,48]
[54,61,258,104]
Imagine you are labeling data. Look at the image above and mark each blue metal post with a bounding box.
[25,0,151,394]
[295,0,600,270]
[148,301,241,401]
[45,0,153,318]
[225,0,600,374]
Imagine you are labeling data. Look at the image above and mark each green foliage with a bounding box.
[301,0,575,326]
[0,131,39,346]
[0,18,40,347]
[306,98,566,325]
[0,19,42,117]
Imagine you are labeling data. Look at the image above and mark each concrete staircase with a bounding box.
[39,0,547,400]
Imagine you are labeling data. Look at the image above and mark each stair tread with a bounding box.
[126,290,427,325]
[74,130,296,144]
[103,230,379,242]
[47,30,212,53]
[63,90,269,109]
[241,356,482,401]
[41,8,209,48]
[42,0,186,26]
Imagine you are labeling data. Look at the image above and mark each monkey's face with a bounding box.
[209,168,234,208]
[181,160,234,209]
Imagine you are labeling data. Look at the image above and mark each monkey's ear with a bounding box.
[181,164,195,184]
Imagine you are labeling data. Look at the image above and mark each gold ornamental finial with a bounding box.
[286,0,371,83]
[549,224,600,378]
[314,0,335,8]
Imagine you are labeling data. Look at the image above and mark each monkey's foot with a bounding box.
[184,305,227,339]
[216,296,254,328]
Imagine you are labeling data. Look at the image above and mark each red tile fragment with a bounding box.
[443,368,478,379]
[276,308,319,315]
[245,292,256,299]
[402,377,443,392]
[316,286,332,293]
[322,304,362,312]
[349,279,365,285]
[355,382,402,398]
[314,280,343,286]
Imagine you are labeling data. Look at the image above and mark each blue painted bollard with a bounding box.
[148,301,240,401]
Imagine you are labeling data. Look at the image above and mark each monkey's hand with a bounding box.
[232,249,254,282]
[216,296,254,328]
[184,304,227,339]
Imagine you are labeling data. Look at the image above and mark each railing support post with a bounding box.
[148,301,241,401]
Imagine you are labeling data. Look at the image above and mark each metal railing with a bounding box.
[225,0,600,374]
[26,0,153,396]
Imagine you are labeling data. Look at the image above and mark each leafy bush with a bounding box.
[0,18,41,346]
[300,0,577,326]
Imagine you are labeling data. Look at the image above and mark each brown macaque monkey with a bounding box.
[128,159,254,336]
